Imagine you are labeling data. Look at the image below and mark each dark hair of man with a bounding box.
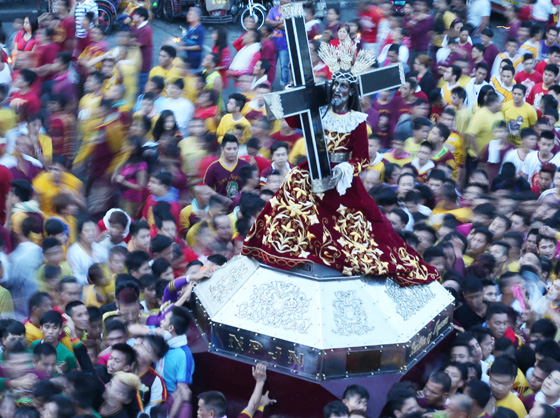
[222,134,239,148]
[150,234,173,254]
[207,254,227,266]
[535,339,560,362]
[33,342,57,361]
[144,334,169,360]
[105,319,127,335]
[386,387,417,418]
[531,319,558,340]
[13,406,40,418]
[39,310,63,327]
[65,300,86,317]
[130,220,150,238]
[198,391,227,417]
[0,319,25,340]
[169,306,191,335]
[32,379,61,401]
[429,370,452,393]
[465,380,491,408]
[57,276,79,292]
[112,343,137,366]
[342,384,370,401]
[125,250,151,273]
[489,356,517,379]
[161,45,177,58]
[229,93,247,110]
[28,292,51,316]
[88,306,102,322]
[323,401,349,418]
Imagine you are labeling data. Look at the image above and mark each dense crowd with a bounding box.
[3,0,560,417]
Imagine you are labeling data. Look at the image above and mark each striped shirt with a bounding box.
[74,0,99,39]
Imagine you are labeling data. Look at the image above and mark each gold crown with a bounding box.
[317,39,376,77]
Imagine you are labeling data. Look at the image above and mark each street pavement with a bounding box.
[0,0,508,85]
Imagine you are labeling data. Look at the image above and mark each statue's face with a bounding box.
[331,78,352,110]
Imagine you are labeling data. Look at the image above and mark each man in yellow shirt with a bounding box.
[216,93,252,144]
[148,45,183,93]
[490,64,515,103]
[489,356,528,418]
[178,118,208,177]
[77,71,104,143]
[465,92,505,156]
[0,85,16,136]
[502,84,538,147]
[403,117,432,158]
[24,292,53,345]
[441,65,462,104]
[450,87,471,136]
[27,115,53,166]
[33,155,84,217]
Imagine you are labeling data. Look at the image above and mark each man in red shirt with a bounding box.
[9,69,41,123]
[535,45,560,74]
[358,0,383,51]
[131,7,153,94]
[527,64,559,107]
[515,53,542,98]
[142,172,182,229]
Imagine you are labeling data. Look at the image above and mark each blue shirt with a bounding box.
[157,335,194,393]
[267,7,287,50]
[183,24,205,69]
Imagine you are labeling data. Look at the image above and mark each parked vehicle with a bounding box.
[47,0,119,33]
[153,0,197,21]
[96,0,119,31]
[239,0,271,29]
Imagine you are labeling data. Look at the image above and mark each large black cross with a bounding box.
[264,1,405,192]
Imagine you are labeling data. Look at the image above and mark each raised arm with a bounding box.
[240,363,267,418]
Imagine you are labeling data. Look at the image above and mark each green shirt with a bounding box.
[31,339,77,372]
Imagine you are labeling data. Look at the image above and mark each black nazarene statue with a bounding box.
[242,36,440,287]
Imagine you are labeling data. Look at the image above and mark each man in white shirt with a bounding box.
[465,62,489,109]
[521,130,560,182]
[467,0,491,39]
[249,59,271,91]
[492,38,523,78]
[160,79,194,138]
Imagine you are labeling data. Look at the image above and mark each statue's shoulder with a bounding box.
[321,108,368,133]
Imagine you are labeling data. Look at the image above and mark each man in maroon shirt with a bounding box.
[481,28,499,70]
[131,7,153,94]
[204,134,250,198]
[55,0,76,54]
[0,161,12,226]
[406,0,434,59]
[33,27,61,91]
[51,52,77,111]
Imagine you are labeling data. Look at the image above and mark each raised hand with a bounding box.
[259,391,277,407]
[252,362,267,383]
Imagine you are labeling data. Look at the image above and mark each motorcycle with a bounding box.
[155,0,271,27]
[152,0,198,21]
[96,0,120,32]
[200,0,271,28]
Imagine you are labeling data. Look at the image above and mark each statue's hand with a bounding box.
[332,166,343,183]
[332,163,354,196]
